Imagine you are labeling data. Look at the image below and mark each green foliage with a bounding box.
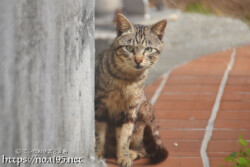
[221,134,250,167]
[185,2,211,15]
[242,11,250,27]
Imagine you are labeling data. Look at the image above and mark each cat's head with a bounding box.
[113,14,167,73]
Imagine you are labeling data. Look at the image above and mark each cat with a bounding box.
[95,14,168,167]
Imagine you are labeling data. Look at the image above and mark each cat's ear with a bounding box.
[150,19,167,40]
[116,14,134,36]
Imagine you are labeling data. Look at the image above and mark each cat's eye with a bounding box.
[126,45,134,52]
[144,47,153,53]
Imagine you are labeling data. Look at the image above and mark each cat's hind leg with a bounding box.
[129,150,146,160]
[95,121,107,159]
[95,101,109,159]
[129,150,138,160]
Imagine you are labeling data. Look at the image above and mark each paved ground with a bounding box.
[106,45,250,167]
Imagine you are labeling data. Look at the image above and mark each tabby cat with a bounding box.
[95,14,168,167]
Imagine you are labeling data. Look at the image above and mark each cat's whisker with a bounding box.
[150,65,159,72]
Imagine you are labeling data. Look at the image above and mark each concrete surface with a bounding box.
[95,9,250,85]
[0,0,104,166]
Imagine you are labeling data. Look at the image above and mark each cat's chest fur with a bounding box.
[103,79,143,116]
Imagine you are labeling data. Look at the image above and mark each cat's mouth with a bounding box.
[134,64,144,70]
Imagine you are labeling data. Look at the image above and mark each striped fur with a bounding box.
[95,14,167,167]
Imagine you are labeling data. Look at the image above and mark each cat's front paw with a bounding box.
[117,157,133,167]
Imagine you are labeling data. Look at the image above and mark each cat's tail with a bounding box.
[143,125,168,164]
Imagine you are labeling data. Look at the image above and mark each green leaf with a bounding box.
[239,134,248,147]
[225,157,235,162]
[239,134,243,139]
[230,152,238,158]
[237,157,248,165]
[242,152,247,157]
[240,138,248,147]
[246,148,250,153]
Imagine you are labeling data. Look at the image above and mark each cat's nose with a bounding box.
[135,59,143,65]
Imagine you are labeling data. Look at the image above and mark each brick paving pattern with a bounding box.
[107,46,250,167]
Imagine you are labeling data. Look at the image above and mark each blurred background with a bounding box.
[95,0,250,84]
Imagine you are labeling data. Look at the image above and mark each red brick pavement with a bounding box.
[106,46,250,167]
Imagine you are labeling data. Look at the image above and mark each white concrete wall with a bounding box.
[0,0,103,166]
